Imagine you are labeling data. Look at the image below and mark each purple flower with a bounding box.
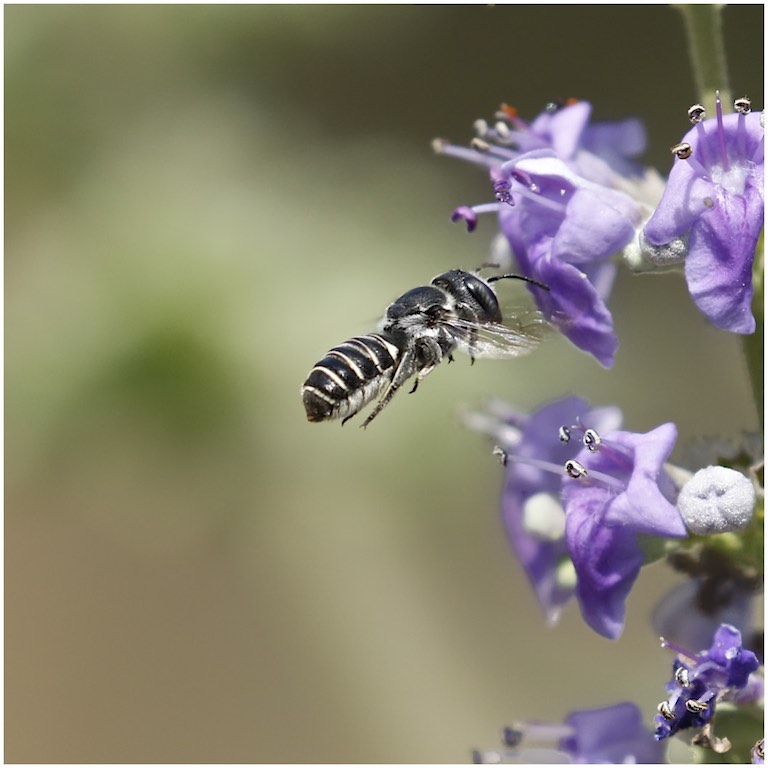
[642,94,764,334]
[562,422,688,639]
[467,397,621,624]
[473,702,664,764]
[655,624,761,742]
[438,102,649,367]
[466,398,687,639]
[495,153,643,366]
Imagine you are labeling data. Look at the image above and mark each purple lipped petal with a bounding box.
[527,248,618,367]
[600,424,687,537]
[565,488,644,639]
[552,187,638,265]
[709,624,760,687]
[684,180,763,333]
[529,101,592,160]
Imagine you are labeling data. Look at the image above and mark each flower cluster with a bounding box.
[654,624,761,749]
[438,94,764,361]
[437,42,762,761]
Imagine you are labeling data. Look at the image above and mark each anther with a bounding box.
[734,97,752,115]
[471,137,492,153]
[582,428,601,452]
[565,459,587,479]
[558,426,571,444]
[502,727,523,748]
[494,121,512,139]
[688,104,706,123]
[671,142,693,160]
[685,699,709,714]
[431,138,448,154]
[494,179,514,206]
[493,446,509,466]
[657,701,674,721]
[674,667,691,687]
[474,119,489,137]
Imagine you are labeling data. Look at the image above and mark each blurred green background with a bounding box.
[5,5,763,763]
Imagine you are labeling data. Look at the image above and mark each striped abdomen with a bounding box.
[302,334,400,423]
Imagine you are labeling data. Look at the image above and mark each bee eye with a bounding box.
[464,275,502,323]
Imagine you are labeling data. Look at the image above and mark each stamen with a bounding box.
[582,428,601,452]
[674,667,691,687]
[671,142,693,159]
[563,460,626,490]
[558,425,571,443]
[494,179,514,206]
[433,139,502,169]
[657,701,675,721]
[687,104,706,123]
[492,445,508,466]
[565,459,587,479]
[474,119,490,137]
[670,142,711,180]
[471,137,492,153]
[499,177,566,213]
[736,108,747,159]
[715,91,730,172]
[660,637,700,664]
[494,121,512,140]
[694,119,712,167]
[685,698,709,714]
[733,97,751,115]
[501,727,523,748]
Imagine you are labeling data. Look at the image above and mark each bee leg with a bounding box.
[408,337,444,394]
[361,349,417,428]
[468,326,478,365]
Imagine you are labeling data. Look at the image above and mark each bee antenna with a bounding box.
[486,273,550,291]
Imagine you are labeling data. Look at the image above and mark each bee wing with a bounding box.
[448,311,550,360]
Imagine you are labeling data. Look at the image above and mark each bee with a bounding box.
[301,268,549,427]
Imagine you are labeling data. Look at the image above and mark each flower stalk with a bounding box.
[673,4,731,115]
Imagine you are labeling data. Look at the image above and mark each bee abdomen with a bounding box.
[302,334,399,422]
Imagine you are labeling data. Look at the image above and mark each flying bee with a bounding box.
[301,268,549,427]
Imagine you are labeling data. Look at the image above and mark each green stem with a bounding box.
[743,233,764,427]
[673,4,731,114]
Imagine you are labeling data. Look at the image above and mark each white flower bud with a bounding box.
[677,465,755,535]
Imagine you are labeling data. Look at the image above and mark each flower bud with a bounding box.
[677,466,755,535]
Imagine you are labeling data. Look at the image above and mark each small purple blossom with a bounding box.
[466,397,621,624]
[438,102,650,367]
[472,702,664,764]
[466,398,688,639]
[642,94,764,334]
[655,623,761,742]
